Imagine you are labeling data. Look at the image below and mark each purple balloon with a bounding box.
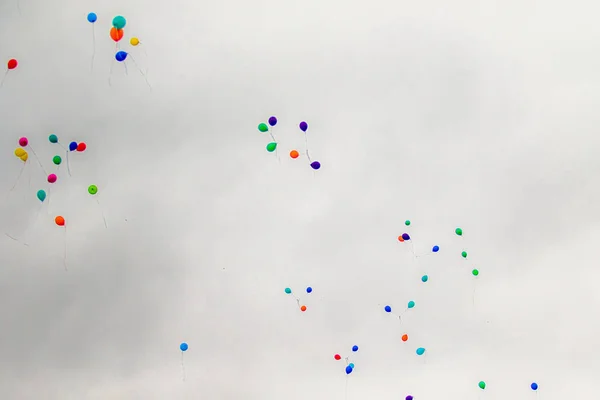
[299,121,308,132]
[310,161,321,170]
[406,396,413,400]
[402,233,410,240]
[268,116,277,126]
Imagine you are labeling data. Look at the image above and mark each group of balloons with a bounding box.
[257,117,321,170]
[86,13,142,64]
[284,286,312,312]
[333,345,359,375]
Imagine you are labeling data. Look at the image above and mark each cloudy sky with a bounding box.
[1,0,599,399]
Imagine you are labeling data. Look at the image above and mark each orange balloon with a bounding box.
[398,236,405,242]
[55,216,65,226]
[290,150,299,159]
[110,27,124,42]
[401,334,408,342]
[300,305,307,312]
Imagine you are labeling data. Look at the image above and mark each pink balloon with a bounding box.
[18,137,28,147]
[47,174,57,183]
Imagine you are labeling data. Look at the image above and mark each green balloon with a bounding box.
[49,134,58,143]
[405,220,411,226]
[258,123,269,133]
[88,185,98,195]
[472,269,479,276]
[455,227,463,236]
[266,142,277,152]
[53,155,62,165]
[461,251,467,258]
[478,381,486,389]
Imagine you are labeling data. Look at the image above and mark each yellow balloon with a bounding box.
[14,148,25,157]
[130,37,140,46]
[20,152,28,162]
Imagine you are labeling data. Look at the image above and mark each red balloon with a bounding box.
[7,59,17,70]
[77,142,87,152]
[334,354,341,360]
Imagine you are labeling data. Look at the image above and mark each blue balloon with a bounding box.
[402,233,410,240]
[345,365,353,374]
[310,161,321,170]
[531,382,538,391]
[69,141,77,151]
[407,301,415,309]
[180,342,188,352]
[352,345,358,352]
[432,245,439,252]
[116,51,128,62]
[416,347,425,355]
[87,13,97,23]
[306,286,312,293]
[384,305,392,312]
[348,363,354,368]
[421,275,428,282]
[268,116,277,126]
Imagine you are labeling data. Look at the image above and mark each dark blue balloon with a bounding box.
[268,116,277,126]
[531,383,538,390]
[299,121,308,132]
[402,233,410,240]
[384,305,392,312]
[310,161,321,170]
[115,51,128,62]
[87,12,97,23]
[345,365,353,374]
[432,245,439,252]
[69,141,77,151]
[306,286,312,293]
[352,345,358,352]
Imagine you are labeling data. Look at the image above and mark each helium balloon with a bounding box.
[20,153,28,162]
[53,155,62,165]
[455,227,463,236]
[345,365,353,374]
[421,275,428,282]
[7,59,17,70]
[290,150,299,159]
[306,287,312,293]
[284,287,292,294]
[531,382,538,390]
[397,235,405,242]
[299,121,308,132]
[69,142,78,151]
[88,185,98,195]
[115,51,128,62]
[405,220,411,226]
[384,305,392,312]
[334,354,341,360]
[352,345,358,352]
[472,269,479,276]
[87,12,97,23]
[37,190,46,202]
[47,174,57,183]
[18,137,28,147]
[416,347,425,355]
[432,245,440,252]
[130,37,140,46]
[112,16,126,29]
[268,116,277,126]
[300,305,307,312]
[258,123,268,132]
[110,27,124,42]
[310,161,321,170]
[478,381,486,389]
[49,134,58,143]
[402,233,410,240]
[55,216,65,226]
[266,142,277,152]
[401,334,408,342]
[461,251,468,258]
[14,148,25,157]
[348,363,354,368]
[77,142,87,152]
[407,301,415,309]
[180,342,188,352]
[406,396,413,400]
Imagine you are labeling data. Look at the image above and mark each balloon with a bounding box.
[49,134,58,143]
[266,142,277,152]
[306,287,312,293]
[310,161,321,170]
[348,363,354,368]
[401,334,408,342]
[397,235,404,242]
[472,269,479,276]
[112,16,126,29]
[300,305,307,312]
[299,121,308,132]
[53,155,62,165]
[478,381,486,390]
[14,148,25,157]
[115,51,128,62]
[421,275,428,282]
[18,137,28,147]
[87,12,97,23]
[88,185,98,195]
[455,227,463,236]
[55,216,65,226]
[406,396,413,400]
[432,245,439,252]
[352,345,358,352]
[416,347,425,355]
[290,150,299,159]
[130,37,140,46]
[37,190,46,202]
[345,365,353,374]
[47,174,57,183]
[110,27,124,42]
[7,59,17,70]
[407,301,415,309]
[461,251,467,258]
[69,142,78,151]
[77,142,87,152]
[284,287,292,294]
[384,305,392,312]
[268,116,277,126]
[20,152,28,162]
[258,123,268,132]
[180,342,188,352]
[334,354,341,360]
[405,220,411,226]
[531,382,538,390]
[402,233,410,240]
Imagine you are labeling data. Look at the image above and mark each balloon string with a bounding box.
[28,145,48,176]
[9,161,26,192]
[181,352,186,382]
[91,24,96,73]
[16,0,21,15]
[304,132,311,162]
[65,151,72,176]
[268,131,280,164]
[0,70,8,88]
[128,54,153,92]
[97,199,107,228]
[108,59,115,87]
[344,375,348,400]
[20,203,44,245]
[63,227,68,271]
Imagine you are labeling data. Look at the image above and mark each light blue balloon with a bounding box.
[407,301,415,309]
[348,363,355,369]
[112,15,126,29]
[87,13,97,23]
[180,342,188,352]
[416,347,425,355]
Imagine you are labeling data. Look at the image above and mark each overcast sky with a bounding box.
[1,0,599,399]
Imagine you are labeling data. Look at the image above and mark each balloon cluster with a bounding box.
[257,117,321,170]
[284,286,312,312]
[86,13,142,65]
[333,345,359,375]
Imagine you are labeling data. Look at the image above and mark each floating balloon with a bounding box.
[53,155,62,165]
[306,287,313,293]
[258,123,268,132]
[402,233,410,240]
[416,347,425,355]
[77,142,87,152]
[112,16,126,29]
[130,37,140,46]
[310,161,321,170]
[37,190,46,202]
[407,300,415,309]
[531,382,538,391]
[401,334,408,342]
[87,12,97,23]
[455,227,463,236]
[421,275,428,282]
[406,396,413,400]
[334,354,341,360]
[478,381,486,390]
[88,185,98,195]
[18,137,28,147]
[115,51,128,62]
[348,363,354,368]
[461,251,468,258]
[180,342,188,352]
[290,150,299,159]
[14,148,25,157]
[352,345,358,352]
[268,116,277,126]
[110,27,124,42]
[299,121,308,132]
[49,134,58,143]
[345,365,353,374]
[472,269,479,276]
[397,235,405,242]
[69,142,78,151]
[20,152,28,162]
[405,220,411,226]
[284,287,292,294]
[266,142,277,152]
[55,216,65,226]
[384,305,392,312]
[7,59,17,70]
[300,305,307,312]
[432,245,440,252]
[47,174,57,183]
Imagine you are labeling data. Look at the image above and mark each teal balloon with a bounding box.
[284,287,292,294]
[421,275,428,282]
[416,347,425,355]
[348,363,355,368]
[36,190,46,202]
[48,134,58,143]
[407,300,415,309]
[112,16,126,29]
